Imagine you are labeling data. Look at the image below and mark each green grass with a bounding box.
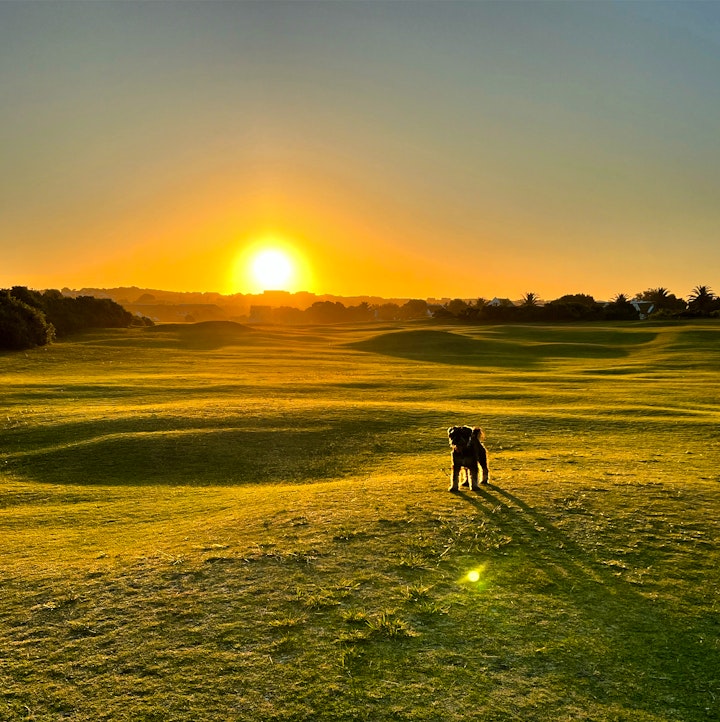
[1,320,719,720]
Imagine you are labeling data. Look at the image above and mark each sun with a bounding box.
[232,236,311,294]
[251,248,294,291]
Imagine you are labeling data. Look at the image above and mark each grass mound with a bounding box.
[145,320,254,349]
[348,327,648,367]
[348,329,534,367]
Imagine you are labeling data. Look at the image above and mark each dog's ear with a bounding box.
[447,426,455,435]
[472,427,485,441]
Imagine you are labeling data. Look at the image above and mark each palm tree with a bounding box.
[521,292,539,307]
[606,293,637,320]
[688,285,717,315]
[635,287,686,315]
[689,284,715,302]
[646,287,669,304]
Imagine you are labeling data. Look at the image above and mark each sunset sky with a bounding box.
[2,0,720,301]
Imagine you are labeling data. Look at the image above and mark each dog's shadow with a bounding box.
[456,483,603,587]
[448,482,719,714]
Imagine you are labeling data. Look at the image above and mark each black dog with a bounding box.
[447,425,489,491]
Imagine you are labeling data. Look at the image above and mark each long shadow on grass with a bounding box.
[455,485,718,719]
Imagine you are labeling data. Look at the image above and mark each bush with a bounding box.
[1,287,141,350]
[10,287,133,337]
[0,291,55,350]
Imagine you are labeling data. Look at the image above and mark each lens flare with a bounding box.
[461,565,487,587]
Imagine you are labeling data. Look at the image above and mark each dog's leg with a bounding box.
[473,438,489,484]
[469,463,480,491]
[460,468,470,488]
[449,456,460,492]
[479,444,489,484]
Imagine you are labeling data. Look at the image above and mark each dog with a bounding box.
[447,425,489,491]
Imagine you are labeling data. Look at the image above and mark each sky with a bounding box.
[2,0,720,301]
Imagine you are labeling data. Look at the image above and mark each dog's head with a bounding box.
[448,425,473,451]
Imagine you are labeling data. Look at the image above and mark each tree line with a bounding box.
[251,298,431,324]
[2,284,718,351]
[440,286,718,323]
[257,285,719,324]
[0,287,152,351]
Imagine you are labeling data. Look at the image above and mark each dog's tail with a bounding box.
[472,426,485,441]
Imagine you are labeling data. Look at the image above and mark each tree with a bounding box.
[543,294,603,322]
[374,302,401,321]
[0,290,55,349]
[271,306,304,324]
[446,299,469,317]
[516,292,543,321]
[398,299,428,320]
[604,293,639,321]
[9,287,133,336]
[635,287,686,316]
[687,285,718,316]
[453,298,488,322]
[431,305,454,319]
[305,301,348,324]
[347,302,374,322]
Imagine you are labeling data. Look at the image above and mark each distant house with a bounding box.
[488,297,516,307]
[249,305,273,323]
[631,301,655,319]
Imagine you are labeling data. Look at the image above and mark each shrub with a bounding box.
[9,287,133,337]
[0,290,55,350]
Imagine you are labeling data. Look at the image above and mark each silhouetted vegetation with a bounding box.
[685,285,720,317]
[3,283,718,348]
[434,286,720,324]
[0,290,55,350]
[635,287,686,317]
[60,284,720,327]
[249,287,717,325]
[0,287,151,350]
[251,298,429,324]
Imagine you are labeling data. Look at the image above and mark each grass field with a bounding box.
[1,320,719,721]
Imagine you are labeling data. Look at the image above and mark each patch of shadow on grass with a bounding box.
[489,326,658,347]
[347,330,632,368]
[144,321,255,350]
[332,380,442,392]
[581,367,639,376]
[4,413,427,487]
[451,484,720,720]
[347,330,535,368]
[71,321,258,351]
